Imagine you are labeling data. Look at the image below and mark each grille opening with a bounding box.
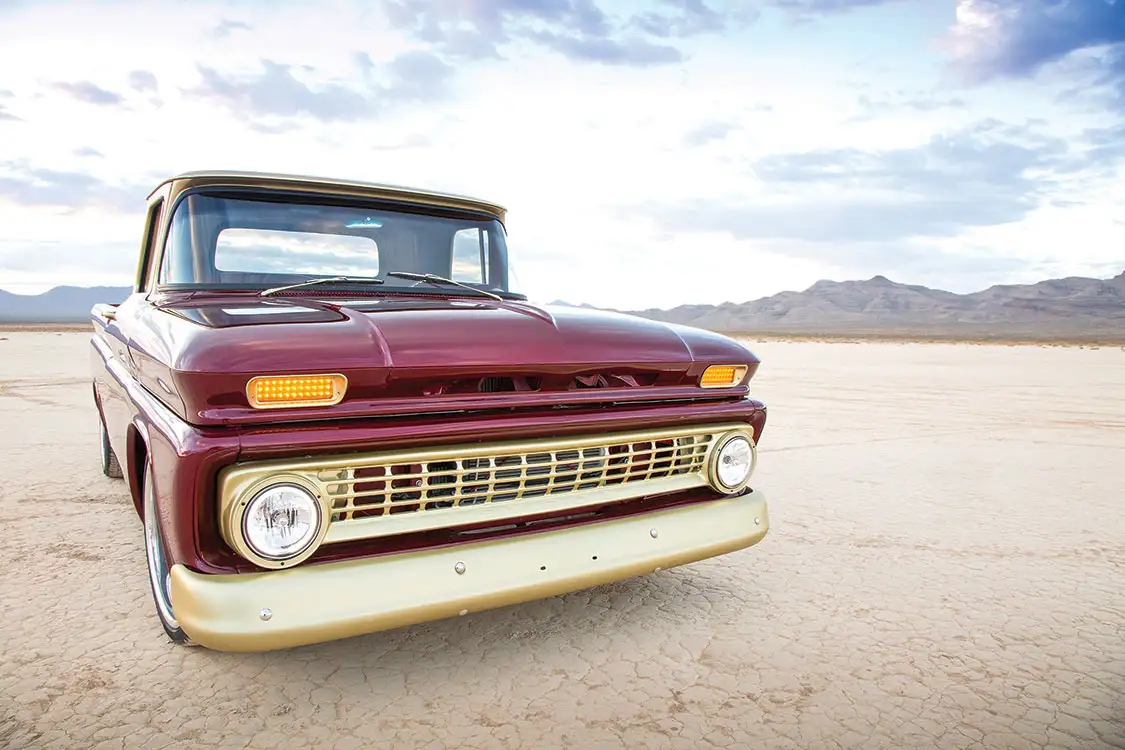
[479,377,514,393]
[433,376,544,395]
[457,523,521,537]
[569,372,659,390]
[425,460,458,509]
[401,371,680,397]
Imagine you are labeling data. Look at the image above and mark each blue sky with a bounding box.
[0,0,1122,309]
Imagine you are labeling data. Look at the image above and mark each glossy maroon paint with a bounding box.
[91,289,768,576]
[119,290,761,426]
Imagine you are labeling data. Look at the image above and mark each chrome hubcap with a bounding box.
[143,463,179,630]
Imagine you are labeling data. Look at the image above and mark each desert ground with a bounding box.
[0,331,1122,750]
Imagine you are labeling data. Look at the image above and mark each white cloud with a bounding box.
[0,0,1121,307]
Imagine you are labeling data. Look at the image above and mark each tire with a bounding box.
[142,457,193,645]
[99,412,123,479]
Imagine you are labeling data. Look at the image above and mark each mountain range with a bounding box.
[619,269,1125,341]
[2,269,1124,341]
[0,286,133,323]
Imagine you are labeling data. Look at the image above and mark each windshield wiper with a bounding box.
[260,276,384,297]
[385,271,504,301]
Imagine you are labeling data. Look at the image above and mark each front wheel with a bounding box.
[142,457,192,645]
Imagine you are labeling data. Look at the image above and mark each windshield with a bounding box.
[157,192,521,298]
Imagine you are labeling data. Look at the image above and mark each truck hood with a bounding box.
[126,293,760,424]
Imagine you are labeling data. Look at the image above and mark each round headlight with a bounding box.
[242,483,321,561]
[714,435,754,491]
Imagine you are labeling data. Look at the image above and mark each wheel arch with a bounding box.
[127,419,151,518]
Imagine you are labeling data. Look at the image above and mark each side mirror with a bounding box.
[92,303,118,322]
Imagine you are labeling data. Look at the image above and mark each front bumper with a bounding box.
[170,489,770,652]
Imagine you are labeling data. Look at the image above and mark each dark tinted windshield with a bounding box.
[158,193,519,296]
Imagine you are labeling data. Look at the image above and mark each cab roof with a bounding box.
[150,170,507,223]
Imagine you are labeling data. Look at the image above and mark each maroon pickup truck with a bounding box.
[90,170,770,651]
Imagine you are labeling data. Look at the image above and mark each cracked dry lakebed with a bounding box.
[0,332,1122,749]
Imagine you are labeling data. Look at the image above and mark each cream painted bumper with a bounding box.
[170,490,769,652]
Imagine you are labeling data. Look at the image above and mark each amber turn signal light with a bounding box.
[699,365,748,389]
[246,374,348,409]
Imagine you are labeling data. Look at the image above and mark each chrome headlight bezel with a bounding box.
[707,430,757,494]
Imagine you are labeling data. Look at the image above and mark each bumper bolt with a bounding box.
[260,608,273,622]
[754,517,760,526]
[459,609,469,616]
[650,528,659,539]
[454,562,466,575]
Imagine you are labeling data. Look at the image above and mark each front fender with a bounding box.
[118,366,240,572]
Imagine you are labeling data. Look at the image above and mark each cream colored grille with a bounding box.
[318,431,717,524]
[217,423,753,547]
